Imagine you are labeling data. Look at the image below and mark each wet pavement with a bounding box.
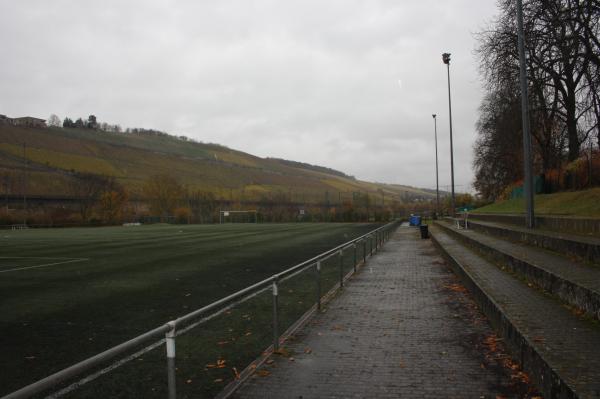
[233,227,534,398]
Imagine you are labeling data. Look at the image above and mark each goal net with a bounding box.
[219,210,258,224]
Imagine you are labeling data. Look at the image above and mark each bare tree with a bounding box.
[473,0,599,197]
[143,174,183,220]
[47,114,61,127]
[473,86,524,200]
[69,172,113,222]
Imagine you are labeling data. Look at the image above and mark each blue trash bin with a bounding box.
[409,215,421,226]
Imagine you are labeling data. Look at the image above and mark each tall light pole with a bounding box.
[516,0,535,228]
[442,52,456,216]
[432,114,440,218]
[23,142,27,226]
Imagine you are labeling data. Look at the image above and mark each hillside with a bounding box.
[0,125,434,204]
[473,188,600,217]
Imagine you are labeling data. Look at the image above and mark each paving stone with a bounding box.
[232,227,532,399]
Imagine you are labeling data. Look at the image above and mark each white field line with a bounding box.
[0,258,89,273]
[46,284,273,398]
[0,256,83,259]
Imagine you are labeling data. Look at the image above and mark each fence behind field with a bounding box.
[3,221,399,399]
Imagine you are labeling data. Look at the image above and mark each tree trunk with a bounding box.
[566,79,579,161]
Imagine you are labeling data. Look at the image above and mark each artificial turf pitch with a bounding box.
[0,222,378,398]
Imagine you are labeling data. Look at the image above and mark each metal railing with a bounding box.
[3,221,398,399]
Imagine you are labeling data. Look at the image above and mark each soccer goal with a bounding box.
[219,210,258,224]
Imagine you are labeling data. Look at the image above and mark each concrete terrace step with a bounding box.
[435,220,600,320]
[465,219,600,265]
[430,225,600,399]
[468,213,600,237]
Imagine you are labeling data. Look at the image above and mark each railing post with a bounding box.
[339,249,344,288]
[272,277,279,351]
[165,321,177,399]
[363,239,366,263]
[353,243,357,273]
[370,234,373,256]
[316,261,321,311]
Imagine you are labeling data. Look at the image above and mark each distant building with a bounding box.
[0,115,46,128]
[12,116,46,128]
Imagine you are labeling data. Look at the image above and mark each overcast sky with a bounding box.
[0,0,499,192]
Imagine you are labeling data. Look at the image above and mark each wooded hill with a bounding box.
[0,124,434,205]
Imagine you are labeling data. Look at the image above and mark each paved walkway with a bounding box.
[233,227,533,398]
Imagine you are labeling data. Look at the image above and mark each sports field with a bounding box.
[0,222,378,398]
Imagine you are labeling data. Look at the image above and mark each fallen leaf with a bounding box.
[274,348,291,357]
[233,367,240,380]
[214,378,223,383]
[443,283,468,293]
[257,370,271,377]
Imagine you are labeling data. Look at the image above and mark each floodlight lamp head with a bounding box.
[432,114,436,118]
[442,53,451,64]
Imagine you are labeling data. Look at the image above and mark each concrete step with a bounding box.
[430,225,600,399]
[467,213,600,238]
[465,219,600,265]
[435,220,600,320]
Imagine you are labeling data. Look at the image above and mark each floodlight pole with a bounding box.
[432,114,440,218]
[23,142,27,225]
[442,53,455,216]
[516,0,535,228]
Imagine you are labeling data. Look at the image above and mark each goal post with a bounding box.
[219,210,258,224]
